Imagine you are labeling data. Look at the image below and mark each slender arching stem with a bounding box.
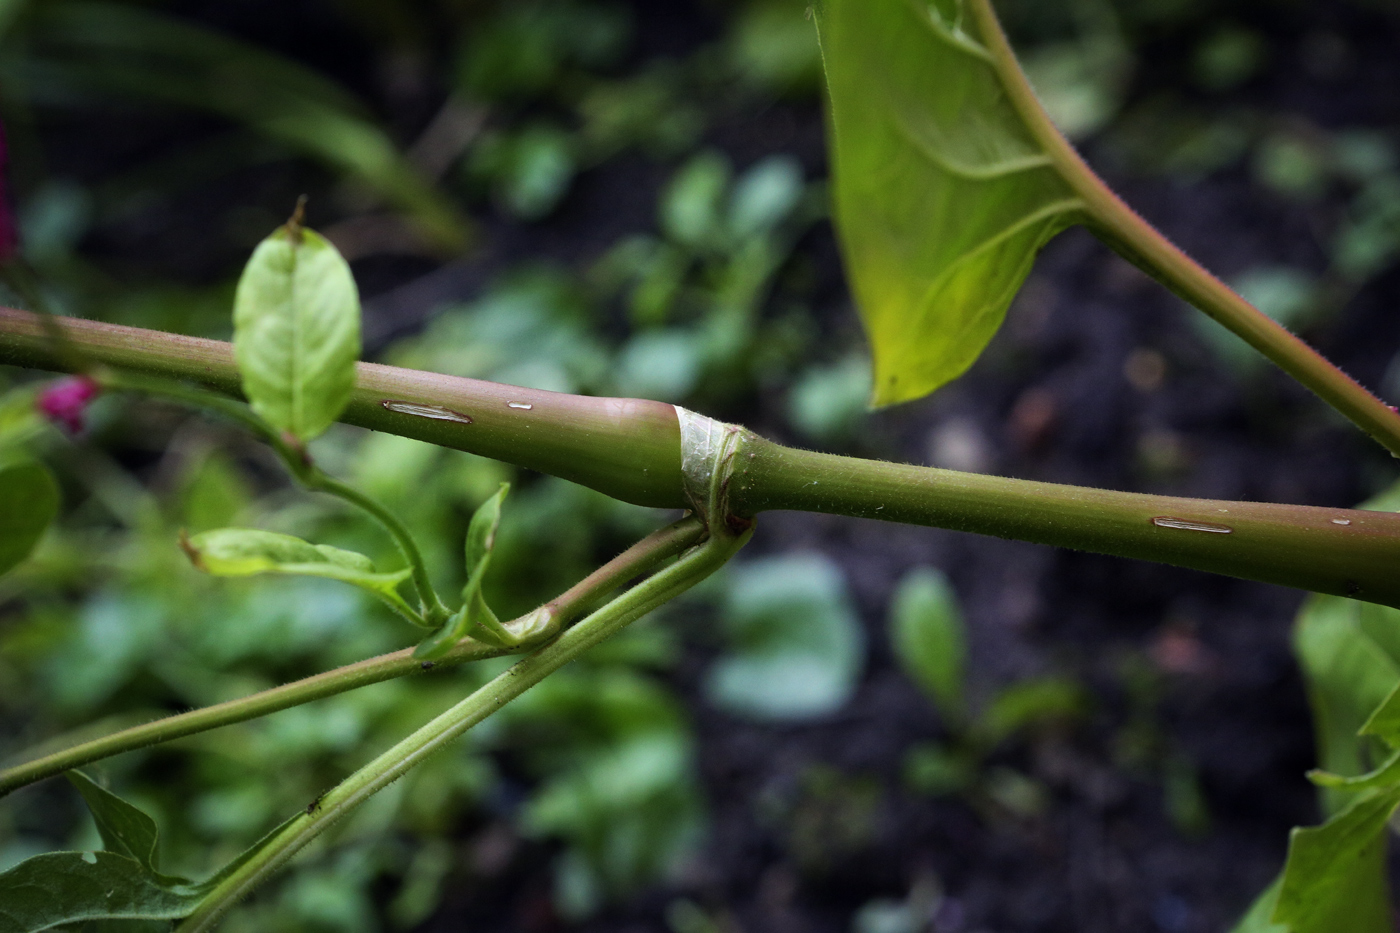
[0,518,705,799]
[98,369,448,621]
[307,472,449,624]
[173,520,750,933]
[966,0,1400,459]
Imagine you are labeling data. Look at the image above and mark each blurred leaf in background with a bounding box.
[705,553,864,722]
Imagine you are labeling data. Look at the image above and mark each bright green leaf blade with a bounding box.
[182,527,414,617]
[0,461,59,577]
[888,566,967,721]
[233,226,361,442]
[0,850,204,931]
[1273,787,1400,933]
[705,554,865,721]
[815,0,1084,406]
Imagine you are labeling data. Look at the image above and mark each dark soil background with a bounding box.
[16,0,1400,931]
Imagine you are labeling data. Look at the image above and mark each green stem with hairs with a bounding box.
[0,517,704,799]
[173,518,749,933]
[966,0,1400,459]
[6,310,1400,605]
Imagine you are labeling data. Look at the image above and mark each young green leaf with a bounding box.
[888,566,968,722]
[181,527,416,622]
[1272,786,1400,933]
[233,222,361,442]
[814,0,1084,405]
[0,460,59,578]
[704,553,865,721]
[415,483,513,659]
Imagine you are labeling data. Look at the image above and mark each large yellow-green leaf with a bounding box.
[815,0,1085,406]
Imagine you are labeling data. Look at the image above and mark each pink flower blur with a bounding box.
[37,376,101,434]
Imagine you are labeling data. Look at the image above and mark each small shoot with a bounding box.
[415,483,522,659]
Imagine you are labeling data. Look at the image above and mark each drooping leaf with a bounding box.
[704,553,864,721]
[888,566,967,722]
[233,224,361,442]
[21,1,466,249]
[415,483,512,658]
[181,527,414,620]
[1272,787,1400,933]
[815,0,1084,405]
[0,459,59,577]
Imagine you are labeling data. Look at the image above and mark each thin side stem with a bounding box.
[0,518,704,798]
[174,521,749,933]
[309,473,448,624]
[101,370,447,619]
[966,0,1400,459]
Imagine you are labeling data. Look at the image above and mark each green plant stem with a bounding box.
[0,307,684,507]
[173,519,749,933]
[6,310,1400,604]
[0,517,704,799]
[728,435,1400,608]
[966,0,1400,459]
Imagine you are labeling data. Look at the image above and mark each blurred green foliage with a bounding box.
[1,0,1399,929]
